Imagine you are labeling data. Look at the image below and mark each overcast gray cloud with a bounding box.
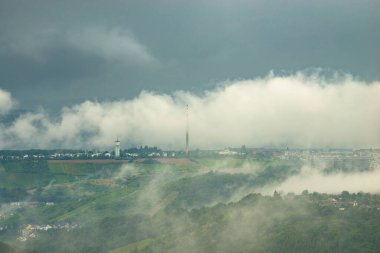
[0,0,379,109]
[0,72,379,149]
[3,26,157,67]
[67,27,158,66]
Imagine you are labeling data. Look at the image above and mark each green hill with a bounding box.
[0,241,38,253]
[0,158,379,253]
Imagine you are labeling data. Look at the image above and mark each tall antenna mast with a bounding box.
[186,104,189,156]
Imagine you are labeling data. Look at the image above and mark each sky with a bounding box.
[0,0,379,149]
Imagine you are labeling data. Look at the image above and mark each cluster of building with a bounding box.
[0,143,180,160]
[1,136,380,166]
[321,197,380,211]
[18,223,80,242]
[280,148,380,170]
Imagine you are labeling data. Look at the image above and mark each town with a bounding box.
[1,145,379,170]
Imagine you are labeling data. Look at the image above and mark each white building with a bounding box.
[115,139,121,158]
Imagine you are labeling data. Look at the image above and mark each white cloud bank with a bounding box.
[0,88,14,115]
[1,72,380,149]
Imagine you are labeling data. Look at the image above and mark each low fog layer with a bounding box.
[0,72,379,149]
[261,167,380,195]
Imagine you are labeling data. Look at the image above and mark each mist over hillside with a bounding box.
[0,156,379,252]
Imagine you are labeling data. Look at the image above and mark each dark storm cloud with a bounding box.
[0,31,103,84]
[0,0,379,108]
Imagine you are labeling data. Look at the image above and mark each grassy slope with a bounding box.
[0,158,308,253]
